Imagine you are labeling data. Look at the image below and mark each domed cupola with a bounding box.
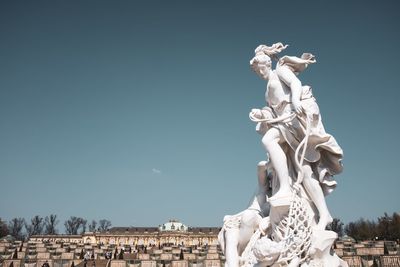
[159,219,188,232]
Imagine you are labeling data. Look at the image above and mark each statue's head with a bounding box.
[250,54,272,80]
[250,42,288,80]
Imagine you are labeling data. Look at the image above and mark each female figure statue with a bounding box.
[219,42,347,267]
[249,43,343,231]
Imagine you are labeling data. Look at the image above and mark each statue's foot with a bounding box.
[269,188,292,201]
[287,257,300,267]
[316,213,333,231]
[268,189,292,207]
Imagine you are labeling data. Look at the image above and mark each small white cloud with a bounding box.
[152,168,162,174]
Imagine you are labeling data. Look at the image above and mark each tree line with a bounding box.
[1,212,399,242]
[0,215,111,240]
[327,212,400,241]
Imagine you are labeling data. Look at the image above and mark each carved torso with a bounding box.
[265,73,291,113]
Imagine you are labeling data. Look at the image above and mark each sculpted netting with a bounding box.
[219,43,347,267]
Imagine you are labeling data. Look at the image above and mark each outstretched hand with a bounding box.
[292,100,303,114]
[301,53,316,64]
[250,108,263,119]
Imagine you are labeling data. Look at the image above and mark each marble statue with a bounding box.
[219,42,347,267]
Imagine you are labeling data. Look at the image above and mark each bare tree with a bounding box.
[345,218,377,241]
[88,220,97,232]
[98,219,112,231]
[44,214,59,234]
[327,218,344,237]
[377,212,400,240]
[8,218,25,240]
[64,216,87,235]
[80,218,87,234]
[389,212,400,240]
[65,217,81,235]
[0,218,9,238]
[25,215,44,237]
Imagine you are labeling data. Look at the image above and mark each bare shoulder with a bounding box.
[276,65,298,85]
[276,64,295,76]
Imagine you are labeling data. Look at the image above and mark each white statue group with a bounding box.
[218,43,348,267]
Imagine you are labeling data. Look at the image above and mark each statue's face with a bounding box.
[256,63,270,80]
[254,55,271,80]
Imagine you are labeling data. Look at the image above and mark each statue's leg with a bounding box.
[302,164,333,230]
[222,161,269,267]
[224,227,240,267]
[221,214,242,267]
[234,162,269,258]
[237,210,261,255]
[261,128,291,200]
[257,161,268,190]
[247,161,270,216]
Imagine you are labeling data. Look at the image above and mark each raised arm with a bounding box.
[276,65,303,114]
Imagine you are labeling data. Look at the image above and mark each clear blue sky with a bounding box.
[0,1,399,230]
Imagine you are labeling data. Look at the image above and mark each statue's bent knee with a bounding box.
[241,210,260,228]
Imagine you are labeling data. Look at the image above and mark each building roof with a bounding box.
[106,227,159,234]
[159,220,188,232]
[102,220,221,235]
